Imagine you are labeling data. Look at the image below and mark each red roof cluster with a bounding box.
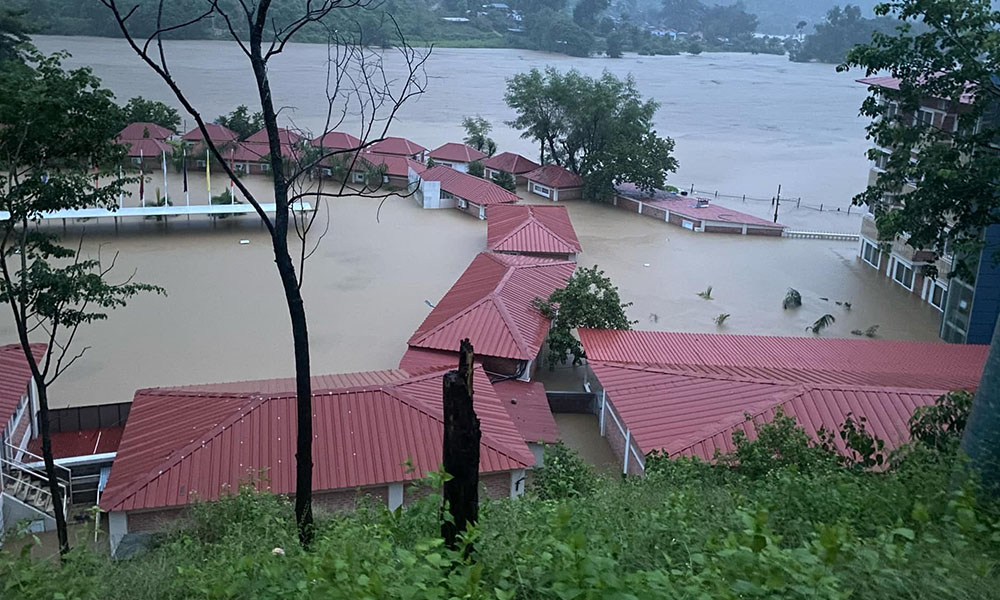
[483,152,540,175]
[429,142,487,163]
[407,253,575,361]
[368,136,426,157]
[524,164,583,189]
[181,123,238,143]
[421,165,519,206]
[99,366,533,512]
[579,329,988,462]
[0,344,43,428]
[487,205,582,256]
[117,122,174,141]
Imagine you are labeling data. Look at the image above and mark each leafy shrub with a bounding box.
[531,442,600,500]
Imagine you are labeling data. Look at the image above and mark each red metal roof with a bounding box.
[421,165,519,206]
[482,152,540,175]
[614,184,784,229]
[856,76,974,104]
[429,142,487,163]
[407,253,575,361]
[27,427,124,459]
[181,123,238,143]
[0,344,43,429]
[117,122,174,141]
[524,164,583,189]
[398,347,463,372]
[244,127,304,145]
[227,140,301,163]
[579,330,988,390]
[487,205,582,255]
[581,330,988,463]
[117,137,171,158]
[100,366,532,512]
[311,131,362,151]
[491,380,559,444]
[368,136,427,157]
[360,153,427,178]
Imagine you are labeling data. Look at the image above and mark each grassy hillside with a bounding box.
[2,407,998,599]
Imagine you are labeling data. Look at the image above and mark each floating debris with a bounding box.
[239,239,250,245]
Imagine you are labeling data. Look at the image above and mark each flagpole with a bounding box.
[206,148,211,203]
[162,149,168,206]
[139,149,145,208]
[183,147,190,206]
[118,164,123,209]
[230,148,235,205]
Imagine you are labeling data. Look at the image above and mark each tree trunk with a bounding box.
[35,380,69,554]
[247,5,314,546]
[441,339,481,553]
[961,316,1000,493]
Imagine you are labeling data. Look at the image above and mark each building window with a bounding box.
[861,240,880,269]
[131,157,142,165]
[915,108,934,127]
[352,171,365,183]
[196,160,206,168]
[886,102,900,119]
[260,163,270,173]
[929,281,947,310]
[457,199,468,208]
[874,151,890,171]
[321,168,332,177]
[532,183,551,198]
[893,259,915,290]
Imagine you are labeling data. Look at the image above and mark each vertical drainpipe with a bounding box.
[599,390,607,436]
[623,428,631,474]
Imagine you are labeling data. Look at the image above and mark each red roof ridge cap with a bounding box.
[492,294,534,359]
[495,214,573,251]
[410,295,494,347]
[103,393,269,511]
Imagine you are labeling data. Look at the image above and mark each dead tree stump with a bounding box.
[441,339,481,552]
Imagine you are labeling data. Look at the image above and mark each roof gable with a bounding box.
[487,205,582,254]
[117,122,174,141]
[420,166,519,205]
[429,142,487,163]
[311,131,362,151]
[244,128,303,145]
[407,253,575,360]
[482,152,540,175]
[181,123,238,143]
[369,136,426,156]
[524,164,583,189]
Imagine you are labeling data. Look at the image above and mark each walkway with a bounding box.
[0,202,313,223]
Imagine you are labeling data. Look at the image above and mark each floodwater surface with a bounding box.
[1,39,941,408]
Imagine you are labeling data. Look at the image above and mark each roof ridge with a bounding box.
[491,294,534,359]
[103,392,267,510]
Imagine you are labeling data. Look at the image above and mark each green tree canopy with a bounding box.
[505,68,677,199]
[217,104,264,141]
[461,115,497,156]
[660,0,705,32]
[791,4,901,64]
[700,1,757,40]
[0,6,34,64]
[534,265,634,368]
[121,96,181,132]
[573,0,611,30]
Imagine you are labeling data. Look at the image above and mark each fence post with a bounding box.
[847,204,851,215]
[797,197,801,208]
[742,194,745,203]
[714,190,718,199]
[690,184,694,194]
[820,203,823,211]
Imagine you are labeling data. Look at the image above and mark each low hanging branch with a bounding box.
[441,339,481,554]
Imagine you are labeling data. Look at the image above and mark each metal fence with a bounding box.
[685,184,861,215]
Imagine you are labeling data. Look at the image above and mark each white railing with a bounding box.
[2,441,71,510]
[598,392,645,474]
[783,230,860,241]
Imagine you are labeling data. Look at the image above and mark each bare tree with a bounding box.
[101,0,429,546]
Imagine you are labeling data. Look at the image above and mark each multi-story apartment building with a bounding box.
[856,76,1000,344]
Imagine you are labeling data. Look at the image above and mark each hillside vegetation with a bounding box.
[2,395,998,599]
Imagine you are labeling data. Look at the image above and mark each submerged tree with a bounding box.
[505,68,677,199]
[842,0,1000,492]
[102,0,428,545]
[0,49,162,555]
[461,115,497,157]
[217,104,264,141]
[491,170,516,192]
[120,95,181,131]
[534,265,634,368]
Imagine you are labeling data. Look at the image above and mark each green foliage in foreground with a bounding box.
[4,397,998,599]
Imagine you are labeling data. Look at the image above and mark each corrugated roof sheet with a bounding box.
[100,366,533,512]
[524,164,584,189]
[487,205,582,255]
[482,152,540,175]
[0,344,43,428]
[398,347,463,372]
[492,380,559,444]
[579,329,987,390]
[421,165,520,206]
[856,76,974,104]
[244,127,303,145]
[581,330,987,463]
[368,136,426,156]
[407,253,575,361]
[117,122,174,141]
[27,427,124,459]
[311,131,362,151]
[181,123,238,143]
[429,142,487,163]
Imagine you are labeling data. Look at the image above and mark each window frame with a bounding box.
[861,240,880,269]
[892,258,915,291]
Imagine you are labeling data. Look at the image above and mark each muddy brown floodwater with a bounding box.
[0,172,940,409]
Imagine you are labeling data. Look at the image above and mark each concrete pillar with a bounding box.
[509,469,526,498]
[599,390,607,436]
[109,511,128,557]
[623,428,631,474]
[388,483,404,511]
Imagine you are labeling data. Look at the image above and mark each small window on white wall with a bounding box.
[862,240,880,269]
[929,282,946,310]
[532,183,550,198]
[893,260,914,290]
